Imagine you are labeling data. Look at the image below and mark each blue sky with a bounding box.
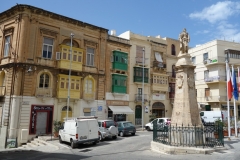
[1,0,240,47]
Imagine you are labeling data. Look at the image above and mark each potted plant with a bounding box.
[53,120,62,137]
[214,118,224,139]
[222,120,228,137]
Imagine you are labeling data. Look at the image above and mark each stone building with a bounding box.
[189,40,240,119]
[118,32,179,125]
[0,4,129,148]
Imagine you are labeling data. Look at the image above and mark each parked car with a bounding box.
[145,118,171,131]
[98,120,118,141]
[59,117,99,149]
[117,121,136,137]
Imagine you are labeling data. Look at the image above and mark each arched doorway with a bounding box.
[135,105,142,125]
[152,102,165,118]
[61,106,72,122]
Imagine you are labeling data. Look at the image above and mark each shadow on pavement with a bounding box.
[0,150,91,160]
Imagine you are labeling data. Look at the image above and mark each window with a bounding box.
[205,88,210,97]
[86,47,94,66]
[59,75,81,90]
[85,79,93,93]
[136,46,145,64]
[192,56,196,64]
[171,44,176,55]
[39,74,49,88]
[204,70,209,79]
[4,35,11,57]
[42,37,53,59]
[172,65,176,78]
[203,53,208,61]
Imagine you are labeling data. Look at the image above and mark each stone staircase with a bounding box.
[19,136,59,152]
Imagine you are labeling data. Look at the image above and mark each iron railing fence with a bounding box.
[153,120,224,148]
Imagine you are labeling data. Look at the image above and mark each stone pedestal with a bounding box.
[171,53,202,127]
[171,53,203,145]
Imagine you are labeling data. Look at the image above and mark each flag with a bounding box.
[232,65,238,100]
[238,67,240,92]
[227,63,233,100]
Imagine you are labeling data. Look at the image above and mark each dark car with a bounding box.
[117,121,136,137]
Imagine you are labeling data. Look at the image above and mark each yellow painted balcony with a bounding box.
[57,74,82,99]
[57,45,83,72]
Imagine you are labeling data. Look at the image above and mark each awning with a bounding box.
[155,52,163,62]
[109,106,134,114]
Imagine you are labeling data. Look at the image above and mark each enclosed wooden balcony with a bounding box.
[57,45,83,72]
[0,86,6,97]
[57,74,81,99]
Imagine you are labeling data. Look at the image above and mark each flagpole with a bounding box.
[226,61,231,138]
[232,65,238,137]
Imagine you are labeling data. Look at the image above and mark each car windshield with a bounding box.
[123,122,134,127]
[105,121,115,128]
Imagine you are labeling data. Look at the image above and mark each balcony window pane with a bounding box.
[63,53,67,59]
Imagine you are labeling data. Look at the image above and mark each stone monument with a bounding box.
[171,28,203,145]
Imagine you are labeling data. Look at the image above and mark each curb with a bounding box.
[0,149,34,153]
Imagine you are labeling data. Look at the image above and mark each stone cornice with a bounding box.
[0,4,109,33]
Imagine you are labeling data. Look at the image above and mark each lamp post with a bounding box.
[142,48,145,130]
[66,33,74,120]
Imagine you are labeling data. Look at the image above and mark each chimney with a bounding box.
[110,30,116,36]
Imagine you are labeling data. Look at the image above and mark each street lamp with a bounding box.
[66,33,74,120]
[142,48,145,130]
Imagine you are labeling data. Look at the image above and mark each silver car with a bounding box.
[98,120,118,141]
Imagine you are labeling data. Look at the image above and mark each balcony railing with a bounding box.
[203,57,226,65]
[35,87,52,98]
[153,61,166,68]
[135,57,148,66]
[0,86,6,96]
[204,76,226,82]
[135,94,148,102]
[197,96,227,102]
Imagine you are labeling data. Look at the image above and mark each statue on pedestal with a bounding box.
[179,28,190,54]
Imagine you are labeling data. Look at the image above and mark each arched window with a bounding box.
[62,106,72,111]
[84,75,95,94]
[85,79,93,93]
[172,65,176,78]
[171,44,176,55]
[39,73,49,88]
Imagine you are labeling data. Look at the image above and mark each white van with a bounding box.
[59,117,99,148]
[200,111,228,123]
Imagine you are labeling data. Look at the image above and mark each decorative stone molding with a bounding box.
[15,15,20,23]
[84,39,98,47]
[40,28,58,37]
[176,74,184,88]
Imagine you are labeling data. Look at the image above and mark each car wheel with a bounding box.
[146,126,151,131]
[112,135,117,139]
[119,132,124,137]
[131,133,135,136]
[59,136,63,144]
[70,140,75,149]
